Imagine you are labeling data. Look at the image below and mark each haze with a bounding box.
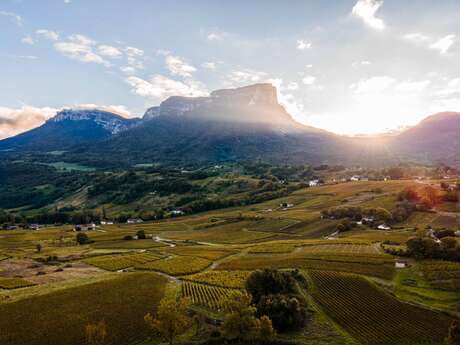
[1,0,459,138]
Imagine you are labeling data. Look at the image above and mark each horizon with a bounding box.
[1,0,460,138]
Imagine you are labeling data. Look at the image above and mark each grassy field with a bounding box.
[137,255,212,276]
[309,270,452,345]
[0,273,168,345]
[83,252,162,271]
[183,270,250,289]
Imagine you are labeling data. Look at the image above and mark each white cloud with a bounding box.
[126,75,208,102]
[125,46,144,57]
[351,75,395,93]
[165,55,197,77]
[207,31,227,41]
[305,64,313,68]
[430,34,455,55]
[64,0,72,3]
[267,78,304,119]
[404,33,430,43]
[435,78,460,97]
[395,80,431,92]
[54,34,109,66]
[0,11,22,26]
[226,69,268,85]
[36,29,59,41]
[297,40,312,50]
[287,82,298,90]
[120,66,136,75]
[73,104,133,118]
[97,45,123,58]
[352,0,385,30]
[302,76,317,85]
[21,36,35,45]
[202,62,217,70]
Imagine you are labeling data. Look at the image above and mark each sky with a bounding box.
[1,0,460,139]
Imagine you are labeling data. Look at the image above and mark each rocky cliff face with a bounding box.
[142,83,291,125]
[51,109,137,134]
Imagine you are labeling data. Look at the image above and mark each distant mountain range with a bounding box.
[1,83,459,167]
[0,109,139,152]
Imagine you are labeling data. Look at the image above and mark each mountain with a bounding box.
[391,112,460,166]
[0,109,139,152]
[72,83,346,165]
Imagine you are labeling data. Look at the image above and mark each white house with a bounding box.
[171,210,184,216]
[127,218,143,224]
[350,175,361,181]
[29,224,41,230]
[455,231,460,237]
[100,220,114,225]
[395,260,408,268]
[377,224,391,230]
[309,179,319,187]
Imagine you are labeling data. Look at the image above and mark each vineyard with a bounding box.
[309,270,452,345]
[217,252,395,279]
[83,252,161,271]
[0,277,35,289]
[165,246,235,260]
[182,281,235,310]
[136,255,211,276]
[183,270,250,289]
[420,260,460,291]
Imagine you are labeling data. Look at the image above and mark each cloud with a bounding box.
[54,34,110,66]
[430,34,455,55]
[21,36,35,45]
[165,55,197,77]
[226,69,267,85]
[97,45,123,58]
[395,80,431,92]
[267,78,304,119]
[287,82,298,90]
[404,33,430,44]
[0,106,58,139]
[0,11,22,26]
[297,40,312,50]
[352,60,372,68]
[351,75,395,93]
[72,104,133,118]
[207,31,227,41]
[124,46,145,72]
[125,46,144,56]
[36,29,59,41]
[202,62,217,70]
[351,0,385,30]
[434,78,460,97]
[302,76,317,85]
[64,0,72,3]
[126,75,208,102]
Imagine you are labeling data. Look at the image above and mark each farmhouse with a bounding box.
[100,220,114,225]
[309,179,320,187]
[377,224,391,230]
[29,224,41,230]
[74,223,96,231]
[171,210,185,216]
[127,218,143,224]
[350,175,361,181]
[395,260,409,268]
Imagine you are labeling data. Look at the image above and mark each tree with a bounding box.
[445,320,460,345]
[221,292,264,342]
[144,297,191,345]
[76,232,89,245]
[36,243,42,253]
[85,321,107,345]
[136,229,146,239]
[245,269,299,304]
[259,315,275,344]
[256,294,308,332]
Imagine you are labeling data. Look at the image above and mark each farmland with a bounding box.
[1,178,459,345]
[309,270,452,345]
[0,273,168,345]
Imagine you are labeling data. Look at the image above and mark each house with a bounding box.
[171,210,184,216]
[455,231,460,237]
[309,179,319,187]
[100,220,114,225]
[127,218,143,224]
[377,224,391,230]
[362,216,374,223]
[75,223,96,231]
[29,224,41,230]
[395,260,409,268]
[279,202,294,209]
[350,175,361,181]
